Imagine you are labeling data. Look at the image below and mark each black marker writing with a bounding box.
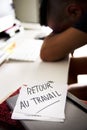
[30,91,61,105]
[27,81,53,95]
[20,100,29,109]
[36,100,60,114]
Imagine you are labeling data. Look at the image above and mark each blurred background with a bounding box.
[13,0,40,23]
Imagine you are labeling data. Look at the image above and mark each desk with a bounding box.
[0,28,69,103]
[7,94,87,130]
[0,27,87,130]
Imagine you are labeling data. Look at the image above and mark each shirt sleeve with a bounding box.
[73,13,87,33]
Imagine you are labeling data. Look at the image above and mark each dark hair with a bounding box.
[39,0,87,26]
[62,0,87,3]
[39,0,48,26]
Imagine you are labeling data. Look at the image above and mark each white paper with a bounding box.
[8,39,43,61]
[12,81,67,122]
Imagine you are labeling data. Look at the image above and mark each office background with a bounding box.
[13,0,40,23]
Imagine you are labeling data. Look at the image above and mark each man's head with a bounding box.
[40,0,87,33]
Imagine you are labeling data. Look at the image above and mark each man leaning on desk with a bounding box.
[39,0,87,102]
[39,0,87,62]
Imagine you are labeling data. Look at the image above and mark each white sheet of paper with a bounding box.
[8,39,43,61]
[12,81,67,122]
[12,112,64,122]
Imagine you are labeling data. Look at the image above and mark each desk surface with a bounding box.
[0,26,87,130]
[0,29,69,103]
[7,94,87,130]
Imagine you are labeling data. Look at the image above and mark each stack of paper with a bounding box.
[0,42,16,64]
[11,81,67,122]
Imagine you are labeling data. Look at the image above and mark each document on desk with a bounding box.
[11,81,67,122]
[8,39,43,61]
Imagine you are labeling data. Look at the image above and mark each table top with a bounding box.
[0,29,69,103]
[1,24,87,130]
[7,94,87,130]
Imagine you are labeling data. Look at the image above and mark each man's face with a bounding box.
[47,18,71,33]
[47,0,73,33]
[47,10,73,33]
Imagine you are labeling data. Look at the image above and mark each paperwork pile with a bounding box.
[11,81,67,122]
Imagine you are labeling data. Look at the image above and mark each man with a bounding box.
[39,0,87,62]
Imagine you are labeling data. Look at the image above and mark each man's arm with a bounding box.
[40,27,87,62]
